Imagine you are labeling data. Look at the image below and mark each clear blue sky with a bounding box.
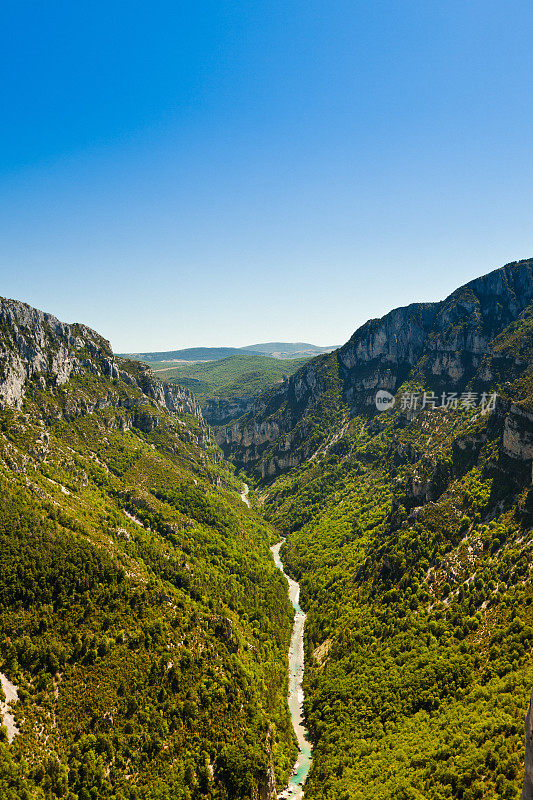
[1,1,532,352]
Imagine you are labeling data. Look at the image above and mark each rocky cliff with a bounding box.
[217,258,533,480]
[202,395,256,426]
[0,297,206,429]
[258,763,277,800]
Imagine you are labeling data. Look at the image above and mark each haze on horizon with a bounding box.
[1,1,532,352]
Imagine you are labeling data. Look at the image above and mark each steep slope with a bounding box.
[523,692,533,799]
[218,258,533,480]
[246,262,533,799]
[0,299,296,800]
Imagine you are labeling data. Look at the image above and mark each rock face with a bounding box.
[217,259,533,480]
[0,297,206,429]
[0,297,116,408]
[503,406,533,462]
[202,396,255,426]
[522,691,533,800]
[0,671,19,744]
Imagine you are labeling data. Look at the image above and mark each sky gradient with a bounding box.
[1,1,533,351]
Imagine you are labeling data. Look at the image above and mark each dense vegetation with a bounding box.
[257,299,533,799]
[2,268,533,800]
[151,355,310,402]
[0,357,296,799]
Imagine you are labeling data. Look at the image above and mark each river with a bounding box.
[240,486,312,797]
[270,541,313,800]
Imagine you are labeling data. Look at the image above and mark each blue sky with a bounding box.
[1,1,533,351]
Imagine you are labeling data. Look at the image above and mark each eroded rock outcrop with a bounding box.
[503,405,533,462]
[258,762,277,800]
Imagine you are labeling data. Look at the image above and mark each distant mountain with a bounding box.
[243,342,338,357]
[120,342,338,363]
[118,346,260,362]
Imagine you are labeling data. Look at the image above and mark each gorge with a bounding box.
[0,256,533,799]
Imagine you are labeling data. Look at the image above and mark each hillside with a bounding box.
[153,355,311,426]
[151,355,310,400]
[0,299,297,799]
[218,258,533,798]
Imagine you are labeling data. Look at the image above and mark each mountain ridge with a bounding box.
[119,343,337,363]
[0,295,206,430]
[217,258,533,480]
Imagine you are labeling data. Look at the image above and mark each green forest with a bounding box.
[1,261,533,800]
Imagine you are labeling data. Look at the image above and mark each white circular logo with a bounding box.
[375,390,395,412]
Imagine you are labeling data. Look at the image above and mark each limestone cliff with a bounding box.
[0,297,206,432]
[217,258,533,480]
[202,395,255,426]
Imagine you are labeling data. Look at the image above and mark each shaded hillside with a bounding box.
[0,299,296,800]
